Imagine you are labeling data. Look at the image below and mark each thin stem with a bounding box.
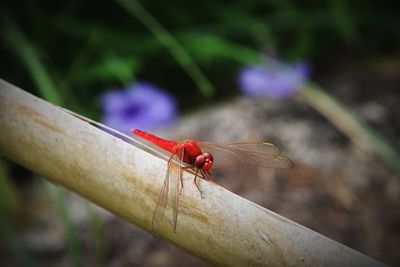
[300,83,400,172]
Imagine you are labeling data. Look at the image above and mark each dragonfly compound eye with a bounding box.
[203,160,213,171]
[194,155,206,168]
[204,152,213,161]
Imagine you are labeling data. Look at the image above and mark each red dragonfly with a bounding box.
[131,129,294,233]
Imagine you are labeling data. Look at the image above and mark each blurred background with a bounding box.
[1,0,399,266]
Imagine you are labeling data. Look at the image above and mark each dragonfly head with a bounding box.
[194,152,214,171]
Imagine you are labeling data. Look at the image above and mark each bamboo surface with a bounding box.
[0,79,387,266]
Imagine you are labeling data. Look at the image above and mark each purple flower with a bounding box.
[101,82,177,135]
[239,61,310,98]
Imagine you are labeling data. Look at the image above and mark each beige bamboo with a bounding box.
[0,79,387,267]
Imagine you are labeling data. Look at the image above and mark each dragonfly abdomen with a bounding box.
[132,129,178,153]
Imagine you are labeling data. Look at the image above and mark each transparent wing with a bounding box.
[152,145,185,233]
[227,141,281,156]
[199,142,294,169]
[170,147,184,232]
[152,157,170,233]
[152,146,184,233]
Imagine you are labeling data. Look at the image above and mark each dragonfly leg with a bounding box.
[194,169,203,199]
[179,166,192,195]
[179,177,184,195]
[177,169,185,195]
[205,171,214,182]
[167,153,174,164]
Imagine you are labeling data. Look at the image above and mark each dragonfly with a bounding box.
[131,129,294,233]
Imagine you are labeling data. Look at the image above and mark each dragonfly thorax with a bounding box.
[194,152,214,171]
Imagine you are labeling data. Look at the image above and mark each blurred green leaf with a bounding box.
[47,183,83,267]
[2,19,63,105]
[330,0,359,44]
[54,17,161,56]
[0,215,39,267]
[116,0,215,97]
[179,33,262,64]
[100,55,137,83]
[87,203,106,267]
[0,159,19,215]
[69,55,138,86]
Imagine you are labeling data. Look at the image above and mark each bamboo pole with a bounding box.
[0,79,387,267]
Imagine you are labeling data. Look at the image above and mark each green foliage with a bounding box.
[0,159,20,217]
[0,216,39,267]
[3,19,63,105]
[1,1,398,113]
[47,183,83,267]
[86,203,106,267]
[116,0,215,97]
